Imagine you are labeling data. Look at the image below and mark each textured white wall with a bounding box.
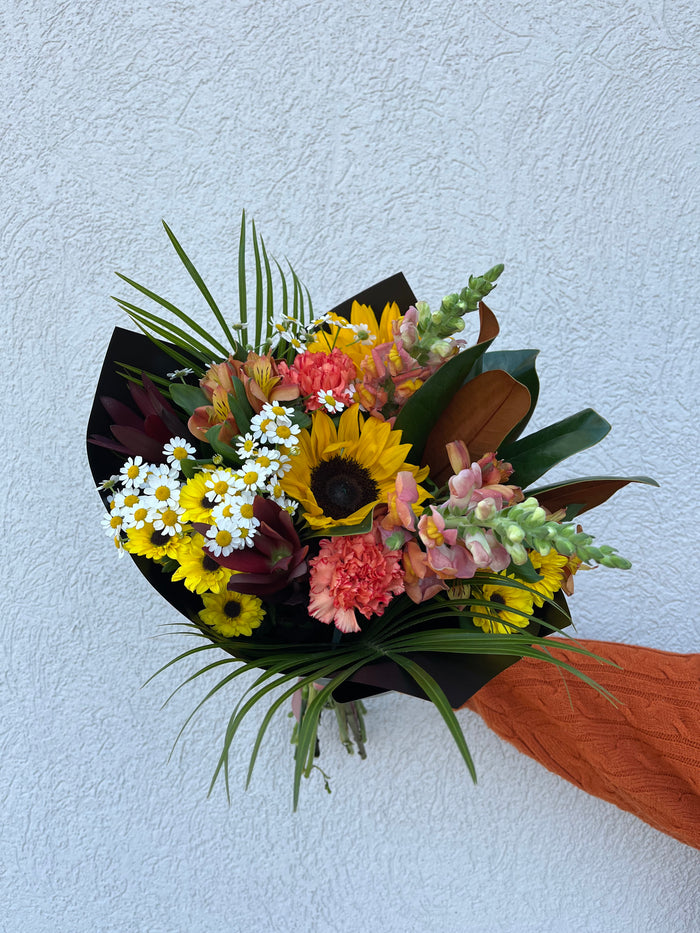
[3,1,699,931]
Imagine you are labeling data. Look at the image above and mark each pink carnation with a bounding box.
[308,528,405,633]
[279,348,356,412]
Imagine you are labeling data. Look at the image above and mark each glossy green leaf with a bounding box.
[169,383,209,415]
[499,408,611,490]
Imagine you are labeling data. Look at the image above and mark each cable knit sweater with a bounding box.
[462,640,700,849]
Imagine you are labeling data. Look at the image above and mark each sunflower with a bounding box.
[471,575,535,634]
[306,300,403,370]
[199,590,265,637]
[280,404,429,530]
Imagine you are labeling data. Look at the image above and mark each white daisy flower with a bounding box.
[235,433,259,459]
[121,502,150,530]
[142,471,181,509]
[232,462,271,493]
[163,437,196,468]
[167,367,194,380]
[204,469,237,503]
[316,389,345,413]
[252,446,289,476]
[149,504,186,537]
[205,525,238,558]
[101,511,125,538]
[119,456,150,488]
[267,420,301,448]
[97,474,121,492]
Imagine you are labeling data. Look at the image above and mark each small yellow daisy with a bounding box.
[472,575,534,634]
[199,590,265,637]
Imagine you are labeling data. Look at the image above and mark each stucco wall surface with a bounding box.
[2,1,699,931]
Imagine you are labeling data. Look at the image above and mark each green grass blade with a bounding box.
[386,652,477,782]
[114,272,231,358]
[290,265,306,327]
[115,298,223,363]
[126,315,207,372]
[117,302,215,366]
[274,258,289,322]
[162,220,237,351]
[237,210,248,348]
[260,234,274,342]
[251,220,264,349]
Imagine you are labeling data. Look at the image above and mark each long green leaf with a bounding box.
[169,383,210,415]
[162,220,237,350]
[386,653,476,781]
[251,220,264,349]
[115,298,222,364]
[126,316,205,373]
[114,272,231,359]
[260,235,274,343]
[238,211,249,347]
[499,408,611,490]
[118,303,214,367]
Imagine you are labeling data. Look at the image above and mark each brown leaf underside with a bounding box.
[533,479,644,516]
[422,370,531,484]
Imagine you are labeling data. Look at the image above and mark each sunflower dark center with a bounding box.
[310,456,379,520]
[202,554,219,572]
[150,529,171,546]
[490,593,506,605]
[224,600,241,619]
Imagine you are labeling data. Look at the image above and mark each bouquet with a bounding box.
[87,215,655,806]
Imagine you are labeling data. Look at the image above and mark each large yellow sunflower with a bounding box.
[281,404,429,530]
[306,300,403,370]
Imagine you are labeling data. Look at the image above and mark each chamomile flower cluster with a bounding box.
[180,403,300,560]
[102,445,192,556]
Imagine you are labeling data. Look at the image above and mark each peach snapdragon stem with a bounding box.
[461,639,700,849]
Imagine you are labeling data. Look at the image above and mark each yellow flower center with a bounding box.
[134,507,148,523]
[215,530,232,547]
[240,503,255,520]
[127,464,140,479]
[155,485,170,501]
[214,480,229,496]
[275,424,291,439]
[124,494,139,507]
[242,471,259,486]
[173,446,188,461]
[162,509,178,527]
[110,515,123,529]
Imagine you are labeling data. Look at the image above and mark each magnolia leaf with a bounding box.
[528,474,659,517]
[422,369,531,484]
[473,349,540,445]
[395,301,500,462]
[499,408,611,490]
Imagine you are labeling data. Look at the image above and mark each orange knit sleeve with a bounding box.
[462,640,700,849]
